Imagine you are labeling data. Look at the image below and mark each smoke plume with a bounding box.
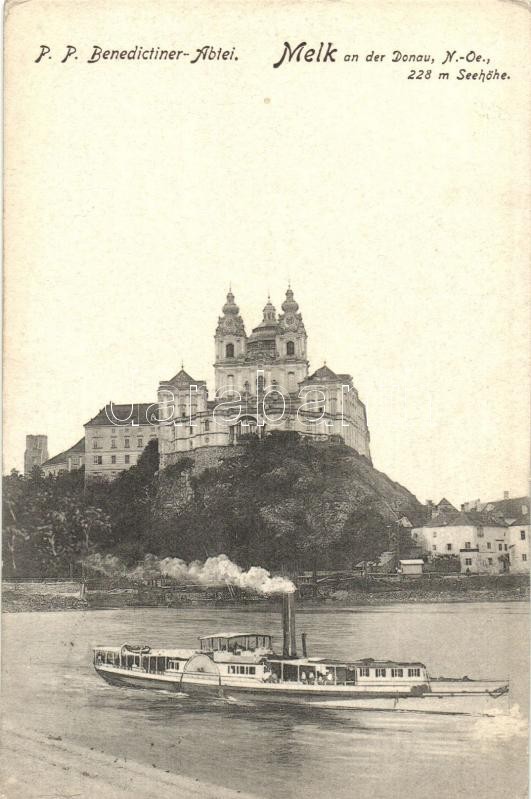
[83,552,295,595]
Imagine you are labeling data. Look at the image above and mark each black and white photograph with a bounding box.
[2,1,529,798]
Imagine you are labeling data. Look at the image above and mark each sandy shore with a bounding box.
[0,726,259,799]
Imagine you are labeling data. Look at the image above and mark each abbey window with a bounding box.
[226,343,234,358]
[286,341,295,356]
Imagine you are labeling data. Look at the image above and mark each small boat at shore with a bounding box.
[93,595,509,716]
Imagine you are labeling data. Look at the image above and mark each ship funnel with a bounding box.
[282,592,297,657]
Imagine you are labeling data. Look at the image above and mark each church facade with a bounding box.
[157,287,372,469]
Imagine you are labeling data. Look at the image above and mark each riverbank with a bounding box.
[2,574,528,612]
[0,725,259,799]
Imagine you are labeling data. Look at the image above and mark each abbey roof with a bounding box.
[85,403,156,427]
[164,368,206,387]
[42,437,85,467]
[304,365,344,383]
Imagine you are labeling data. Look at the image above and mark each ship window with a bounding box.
[359,667,370,677]
[408,668,421,678]
[375,668,386,678]
[391,668,403,677]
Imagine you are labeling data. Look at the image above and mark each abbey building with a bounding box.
[41,287,371,480]
[156,287,372,469]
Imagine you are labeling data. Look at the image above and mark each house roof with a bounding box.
[508,513,529,527]
[479,496,529,523]
[436,497,457,512]
[422,510,507,529]
[42,437,85,467]
[85,403,157,427]
[399,559,424,565]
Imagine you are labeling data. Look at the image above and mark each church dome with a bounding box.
[222,290,239,316]
[281,287,299,314]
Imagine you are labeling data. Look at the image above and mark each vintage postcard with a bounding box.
[2,1,529,798]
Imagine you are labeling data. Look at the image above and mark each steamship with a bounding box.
[93,595,509,716]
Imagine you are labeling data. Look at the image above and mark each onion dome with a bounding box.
[216,288,246,337]
[281,287,299,314]
[222,290,239,316]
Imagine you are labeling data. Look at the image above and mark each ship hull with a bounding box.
[95,665,509,716]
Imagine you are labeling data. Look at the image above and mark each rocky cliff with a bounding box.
[151,434,424,571]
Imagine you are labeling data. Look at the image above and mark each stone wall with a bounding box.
[162,444,244,476]
[155,445,245,517]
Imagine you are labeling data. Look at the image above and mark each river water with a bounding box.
[2,602,528,799]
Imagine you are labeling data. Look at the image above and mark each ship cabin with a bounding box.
[264,658,429,686]
[199,633,273,655]
[93,645,193,674]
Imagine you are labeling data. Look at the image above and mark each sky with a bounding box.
[4,0,530,507]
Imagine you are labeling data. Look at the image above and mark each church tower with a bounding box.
[214,289,247,395]
[276,286,309,394]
